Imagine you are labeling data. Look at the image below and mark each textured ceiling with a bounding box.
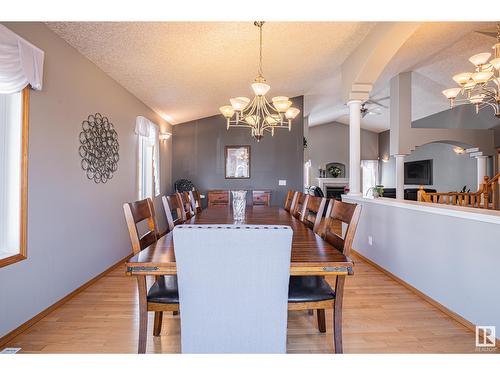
[47,22,375,125]
[46,21,499,132]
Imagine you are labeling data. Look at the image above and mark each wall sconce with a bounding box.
[453,147,465,154]
[159,132,172,141]
[381,155,390,163]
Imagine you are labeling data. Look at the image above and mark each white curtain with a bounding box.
[135,116,160,199]
[361,160,379,197]
[0,25,44,94]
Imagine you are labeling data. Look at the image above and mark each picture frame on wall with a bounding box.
[225,145,251,179]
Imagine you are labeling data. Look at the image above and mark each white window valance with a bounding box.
[0,24,44,94]
[135,115,158,138]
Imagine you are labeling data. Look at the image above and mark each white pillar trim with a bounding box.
[347,99,362,196]
[394,154,406,200]
[476,155,488,190]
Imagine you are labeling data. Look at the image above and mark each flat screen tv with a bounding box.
[404,159,433,185]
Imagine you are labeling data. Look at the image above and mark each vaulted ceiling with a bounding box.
[47,21,499,132]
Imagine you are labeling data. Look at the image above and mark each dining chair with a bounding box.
[173,225,293,353]
[300,195,327,234]
[291,192,308,220]
[162,193,186,232]
[283,191,297,212]
[190,190,203,214]
[123,198,179,338]
[178,192,194,220]
[288,198,361,353]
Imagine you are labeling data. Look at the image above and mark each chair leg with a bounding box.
[317,309,326,333]
[137,276,148,354]
[333,276,345,354]
[153,312,163,336]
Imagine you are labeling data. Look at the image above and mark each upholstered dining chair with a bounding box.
[291,192,308,220]
[284,191,297,212]
[300,196,327,234]
[173,225,293,353]
[189,190,203,214]
[123,198,179,337]
[162,193,186,232]
[288,198,361,353]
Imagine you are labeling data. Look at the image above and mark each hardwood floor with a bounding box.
[3,253,486,354]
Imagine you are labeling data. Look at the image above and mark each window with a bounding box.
[136,116,160,200]
[0,87,29,267]
[361,160,379,197]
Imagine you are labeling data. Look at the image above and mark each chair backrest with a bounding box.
[190,190,203,214]
[123,198,158,254]
[291,192,308,220]
[284,191,296,212]
[301,196,327,234]
[173,225,293,353]
[321,199,362,257]
[178,192,194,220]
[161,194,186,232]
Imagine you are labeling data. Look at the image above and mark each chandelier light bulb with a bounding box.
[230,97,250,111]
[489,57,500,70]
[285,107,300,120]
[219,105,235,119]
[272,96,292,112]
[442,88,461,99]
[251,82,271,96]
[452,72,473,85]
[468,52,492,67]
[471,71,494,83]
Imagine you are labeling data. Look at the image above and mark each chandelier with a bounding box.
[442,24,500,117]
[219,22,300,141]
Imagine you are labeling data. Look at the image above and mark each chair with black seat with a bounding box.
[284,191,297,212]
[288,198,361,353]
[291,192,308,220]
[190,190,203,214]
[162,193,186,231]
[300,195,327,234]
[123,198,179,338]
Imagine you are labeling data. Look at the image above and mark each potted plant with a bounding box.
[373,185,384,198]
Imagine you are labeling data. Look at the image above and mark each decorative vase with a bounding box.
[231,190,247,222]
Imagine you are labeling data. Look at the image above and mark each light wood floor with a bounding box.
[4,254,485,354]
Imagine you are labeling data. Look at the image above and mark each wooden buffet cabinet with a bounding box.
[207,190,271,207]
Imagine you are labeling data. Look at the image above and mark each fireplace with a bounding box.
[326,186,345,200]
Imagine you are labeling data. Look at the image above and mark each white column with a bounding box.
[395,154,405,200]
[347,100,362,196]
[476,156,488,190]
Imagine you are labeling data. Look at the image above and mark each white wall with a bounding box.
[308,121,379,179]
[0,23,172,338]
[344,196,500,340]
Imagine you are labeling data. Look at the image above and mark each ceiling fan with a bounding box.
[360,96,389,118]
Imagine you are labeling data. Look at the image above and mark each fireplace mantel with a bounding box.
[317,178,348,193]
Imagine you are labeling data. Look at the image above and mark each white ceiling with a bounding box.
[46,21,498,133]
[47,22,374,124]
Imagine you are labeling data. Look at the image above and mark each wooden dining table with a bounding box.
[126,206,354,353]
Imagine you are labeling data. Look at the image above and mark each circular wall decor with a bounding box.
[79,113,119,183]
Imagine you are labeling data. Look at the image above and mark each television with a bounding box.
[404,159,433,185]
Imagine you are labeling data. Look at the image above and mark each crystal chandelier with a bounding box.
[219,22,300,141]
[442,24,500,117]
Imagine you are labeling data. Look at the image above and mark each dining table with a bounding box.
[126,205,354,353]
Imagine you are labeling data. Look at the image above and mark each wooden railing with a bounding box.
[417,172,500,210]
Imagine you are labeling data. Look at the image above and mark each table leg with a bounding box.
[333,276,345,354]
[137,275,148,354]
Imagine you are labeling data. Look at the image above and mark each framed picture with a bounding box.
[225,145,250,179]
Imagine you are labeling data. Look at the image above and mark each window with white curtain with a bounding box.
[0,25,43,267]
[136,116,160,200]
[361,160,379,197]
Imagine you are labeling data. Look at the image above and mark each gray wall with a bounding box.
[413,105,500,130]
[379,130,478,191]
[494,125,500,148]
[172,97,304,207]
[0,23,172,338]
[308,121,379,179]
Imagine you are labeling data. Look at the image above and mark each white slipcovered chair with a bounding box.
[173,224,293,353]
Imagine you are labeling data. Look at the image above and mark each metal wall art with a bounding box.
[79,113,119,183]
